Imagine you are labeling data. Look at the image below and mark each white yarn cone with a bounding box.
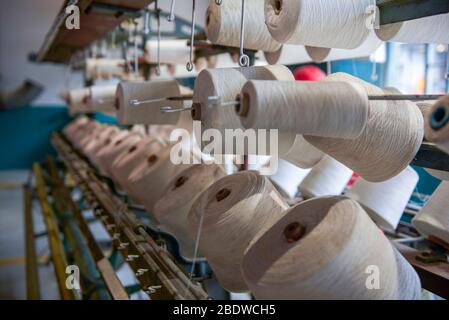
[144,39,190,65]
[239,79,369,139]
[376,13,449,44]
[268,159,310,198]
[111,137,166,190]
[188,171,289,292]
[116,80,185,125]
[305,73,423,182]
[87,85,117,113]
[413,181,449,245]
[346,166,419,231]
[242,196,421,300]
[85,58,125,80]
[298,156,353,199]
[425,96,449,155]
[265,0,373,49]
[306,32,383,63]
[154,164,227,260]
[193,65,297,156]
[96,131,143,177]
[126,144,193,221]
[206,0,281,52]
[264,45,311,65]
[67,88,90,113]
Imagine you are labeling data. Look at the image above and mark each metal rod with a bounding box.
[129,95,193,106]
[186,0,196,71]
[160,106,192,113]
[156,1,161,76]
[377,0,449,25]
[368,94,445,101]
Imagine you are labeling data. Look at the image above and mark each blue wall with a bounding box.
[0,106,71,170]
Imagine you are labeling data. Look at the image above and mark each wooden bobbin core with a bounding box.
[191,102,202,121]
[174,176,188,189]
[237,93,250,118]
[272,0,282,14]
[128,145,138,153]
[216,188,231,202]
[147,154,158,165]
[284,222,306,243]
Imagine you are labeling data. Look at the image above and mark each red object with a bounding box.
[293,65,326,82]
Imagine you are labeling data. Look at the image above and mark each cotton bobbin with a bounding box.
[264,0,372,49]
[413,181,449,245]
[154,164,227,260]
[425,96,449,155]
[305,73,424,182]
[192,65,297,156]
[241,196,421,300]
[126,143,194,222]
[346,166,419,231]
[188,170,289,292]
[298,156,353,199]
[376,13,449,44]
[116,80,185,125]
[111,136,166,191]
[238,80,369,139]
[206,0,281,52]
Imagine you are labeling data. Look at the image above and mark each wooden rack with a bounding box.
[36,0,155,63]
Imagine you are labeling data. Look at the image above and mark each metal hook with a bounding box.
[133,20,139,76]
[156,1,161,76]
[215,0,223,5]
[168,0,176,21]
[238,0,250,67]
[186,0,196,71]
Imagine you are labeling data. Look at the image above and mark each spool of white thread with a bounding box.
[376,13,449,44]
[346,166,419,231]
[63,116,90,141]
[87,85,117,113]
[268,159,310,198]
[85,126,120,167]
[412,181,449,244]
[67,88,90,114]
[126,144,193,221]
[425,96,449,155]
[154,164,227,260]
[305,32,383,63]
[241,196,421,300]
[73,122,101,150]
[281,135,324,169]
[264,0,372,49]
[264,45,311,65]
[193,65,296,156]
[188,170,289,292]
[298,156,353,199]
[305,73,424,182]
[116,80,184,125]
[111,137,166,190]
[96,131,143,177]
[144,39,190,65]
[85,58,125,80]
[205,0,281,52]
[238,80,369,139]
